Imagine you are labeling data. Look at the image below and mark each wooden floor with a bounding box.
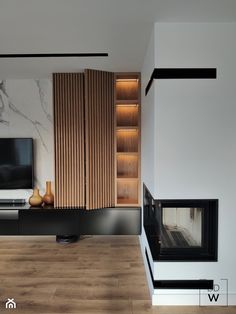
[0,236,235,314]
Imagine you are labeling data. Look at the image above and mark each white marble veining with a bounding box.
[0,79,54,199]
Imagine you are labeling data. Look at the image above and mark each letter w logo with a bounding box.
[208,294,219,302]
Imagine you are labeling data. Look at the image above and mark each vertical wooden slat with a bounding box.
[85,69,115,210]
[53,73,85,208]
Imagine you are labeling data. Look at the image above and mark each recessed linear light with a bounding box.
[116,79,138,82]
[116,104,138,107]
[116,128,138,132]
[0,53,108,58]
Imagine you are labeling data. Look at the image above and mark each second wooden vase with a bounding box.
[43,181,54,205]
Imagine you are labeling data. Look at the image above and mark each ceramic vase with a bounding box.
[29,188,43,206]
[43,181,54,205]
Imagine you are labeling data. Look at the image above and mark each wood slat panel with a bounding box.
[53,73,85,208]
[85,69,115,209]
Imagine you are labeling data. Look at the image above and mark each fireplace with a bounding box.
[143,184,218,261]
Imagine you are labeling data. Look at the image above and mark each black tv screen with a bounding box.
[0,138,33,189]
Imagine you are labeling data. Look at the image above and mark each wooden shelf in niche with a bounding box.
[117,199,139,206]
[117,179,139,205]
[117,154,138,178]
[116,129,138,152]
[116,105,139,127]
[116,152,138,156]
[116,126,138,130]
[116,99,139,104]
[116,79,139,101]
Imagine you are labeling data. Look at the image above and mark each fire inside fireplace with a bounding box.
[143,185,218,261]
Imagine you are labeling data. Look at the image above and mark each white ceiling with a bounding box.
[0,0,236,78]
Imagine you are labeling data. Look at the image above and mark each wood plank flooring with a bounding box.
[0,236,235,314]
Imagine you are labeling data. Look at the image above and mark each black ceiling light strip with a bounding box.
[0,53,108,58]
[145,68,217,95]
[145,248,213,290]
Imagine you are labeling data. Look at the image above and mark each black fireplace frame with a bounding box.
[143,184,218,262]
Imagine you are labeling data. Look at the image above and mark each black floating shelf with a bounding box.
[145,68,217,95]
[145,249,213,290]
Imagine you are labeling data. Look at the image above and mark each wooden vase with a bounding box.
[43,181,54,205]
[29,188,43,207]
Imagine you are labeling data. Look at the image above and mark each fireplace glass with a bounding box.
[143,184,218,261]
[161,207,202,248]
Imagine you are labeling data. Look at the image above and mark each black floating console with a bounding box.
[0,206,141,237]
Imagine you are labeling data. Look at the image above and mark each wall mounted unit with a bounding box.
[53,70,141,210]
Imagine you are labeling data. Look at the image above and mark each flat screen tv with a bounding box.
[0,138,33,189]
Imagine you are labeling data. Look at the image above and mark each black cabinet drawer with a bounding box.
[75,208,141,235]
[0,220,19,235]
[19,210,79,235]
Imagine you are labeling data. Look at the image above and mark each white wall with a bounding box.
[141,23,236,305]
[0,79,54,200]
[141,28,157,197]
[140,28,156,300]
